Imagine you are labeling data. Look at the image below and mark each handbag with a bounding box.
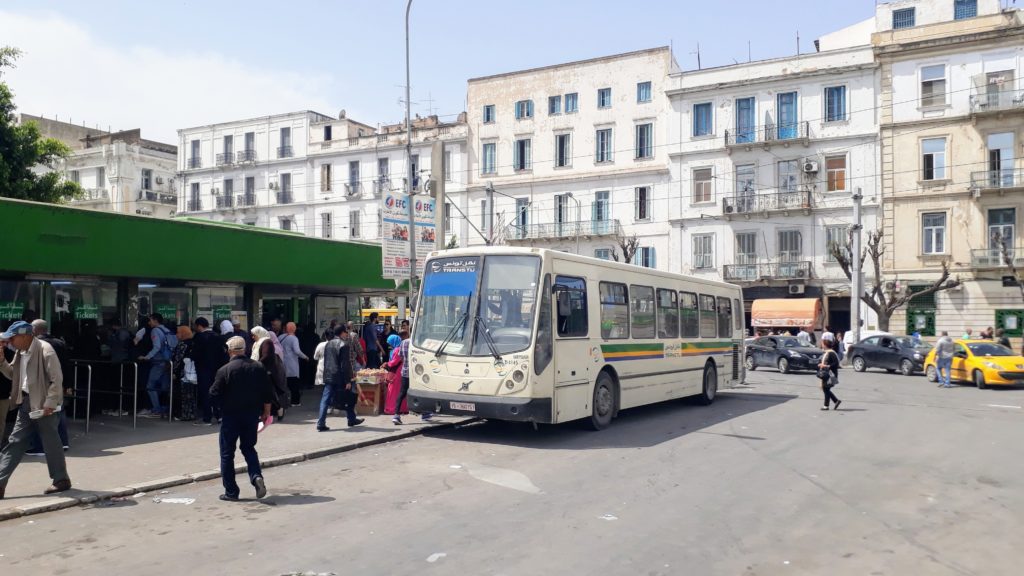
[818,350,838,386]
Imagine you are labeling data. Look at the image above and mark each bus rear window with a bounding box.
[699,294,717,338]
[599,282,629,339]
[630,285,655,339]
[657,289,678,338]
[680,291,698,338]
[717,297,732,338]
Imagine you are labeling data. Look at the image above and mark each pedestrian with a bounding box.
[270,318,283,337]
[136,313,177,418]
[933,331,955,388]
[399,319,410,334]
[392,330,433,425]
[835,332,846,363]
[817,338,842,411]
[192,317,227,425]
[362,312,382,369]
[384,333,405,416]
[210,336,272,502]
[172,325,197,422]
[984,326,995,340]
[0,321,72,498]
[313,332,329,388]
[107,318,133,363]
[219,319,234,338]
[995,329,1011,349]
[279,322,309,407]
[28,320,70,452]
[821,325,835,348]
[317,325,363,431]
[381,318,396,359]
[251,326,288,420]
[962,328,974,340]
[321,320,338,343]
[797,326,812,347]
[299,322,319,390]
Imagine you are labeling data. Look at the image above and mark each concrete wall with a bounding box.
[875,0,1002,33]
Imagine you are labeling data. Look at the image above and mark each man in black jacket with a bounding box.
[192,317,227,425]
[210,336,272,501]
[316,325,363,431]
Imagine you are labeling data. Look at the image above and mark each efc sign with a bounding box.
[381,193,436,280]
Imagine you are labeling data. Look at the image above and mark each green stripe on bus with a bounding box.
[600,343,665,353]
[680,341,733,350]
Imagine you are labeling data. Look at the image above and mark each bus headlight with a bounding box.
[505,380,514,390]
[415,364,425,375]
[512,370,525,384]
[421,374,430,384]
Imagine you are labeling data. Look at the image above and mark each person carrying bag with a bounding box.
[817,338,842,411]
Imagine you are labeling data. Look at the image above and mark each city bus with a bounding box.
[407,247,746,430]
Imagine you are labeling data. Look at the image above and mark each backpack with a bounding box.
[157,326,178,360]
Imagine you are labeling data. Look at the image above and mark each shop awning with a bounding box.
[750,298,821,328]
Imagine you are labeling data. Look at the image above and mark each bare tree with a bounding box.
[485,211,508,246]
[830,228,961,332]
[610,232,640,264]
[994,232,1024,301]
[445,234,459,250]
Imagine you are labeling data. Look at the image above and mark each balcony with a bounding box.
[75,188,109,202]
[186,199,202,212]
[276,190,293,204]
[277,146,293,159]
[969,75,1024,115]
[724,260,812,283]
[187,157,202,169]
[345,182,362,197]
[138,191,177,205]
[373,179,390,196]
[724,121,811,152]
[215,153,234,167]
[236,194,257,208]
[215,195,234,209]
[722,189,813,217]
[970,247,1024,269]
[970,169,1024,194]
[505,219,622,242]
[236,149,257,163]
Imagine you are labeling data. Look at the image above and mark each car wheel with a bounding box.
[852,356,866,372]
[695,363,718,406]
[925,365,937,382]
[744,355,756,371]
[586,372,616,430]
[777,357,790,374]
[974,370,988,390]
[900,359,914,376]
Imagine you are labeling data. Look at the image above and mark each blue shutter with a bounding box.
[650,248,657,269]
[527,100,534,118]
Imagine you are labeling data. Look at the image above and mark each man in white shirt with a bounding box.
[797,327,812,347]
[821,326,835,348]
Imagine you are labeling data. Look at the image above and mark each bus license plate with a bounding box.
[450,402,476,412]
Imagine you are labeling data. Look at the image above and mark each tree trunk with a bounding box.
[876,312,890,332]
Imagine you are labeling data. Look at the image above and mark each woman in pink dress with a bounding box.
[383,333,407,415]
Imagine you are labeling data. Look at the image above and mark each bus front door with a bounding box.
[553,278,592,423]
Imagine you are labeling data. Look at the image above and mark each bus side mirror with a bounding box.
[556,291,571,317]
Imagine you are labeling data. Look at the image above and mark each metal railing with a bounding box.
[725,121,810,146]
[970,88,1024,113]
[215,195,234,209]
[970,169,1024,191]
[722,189,813,214]
[139,191,177,205]
[277,145,293,158]
[345,182,362,197]
[505,219,623,241]
[187,157,202,169]
[970,247,1024,268]
[724,260,812,282]
[236,193,257,207]
[276,190,293,204]
[186,199,202,211]
[373,179,390,196]
[236,149,257,163]
[76,188,109,201]
[215,152,233,166]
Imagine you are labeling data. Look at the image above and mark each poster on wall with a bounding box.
[381,192,436,280]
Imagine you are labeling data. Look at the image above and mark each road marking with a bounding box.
[984,404,1021,409]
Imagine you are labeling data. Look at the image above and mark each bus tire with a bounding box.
[696,362,717,406]
[587,372,616,431]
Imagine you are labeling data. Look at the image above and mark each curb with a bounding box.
[0,417,476,522]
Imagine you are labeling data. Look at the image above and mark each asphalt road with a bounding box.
[1,366,1021,576]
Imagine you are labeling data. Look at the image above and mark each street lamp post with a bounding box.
[404,0,415,317]
[565,192,581,255]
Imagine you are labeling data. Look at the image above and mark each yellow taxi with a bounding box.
[924,339,1024,389]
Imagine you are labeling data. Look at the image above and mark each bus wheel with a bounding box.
[587,372,615,431]
[696,363,717,406]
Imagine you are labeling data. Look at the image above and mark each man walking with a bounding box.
[193,317,227,425]
[934,331,955,388]
[0,321,71,498]
[210,336,272,501]
[137,313,175,418]
[29,320,70,452]
[317,325,363,431]
[362,312,382,369]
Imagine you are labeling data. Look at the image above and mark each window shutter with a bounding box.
[528,100,534,117]
[650,248,657,269]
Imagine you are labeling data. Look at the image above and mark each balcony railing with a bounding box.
[138,191,177,205]
[970,247,1024,269]
[724,260,812,282]
[186,199,202,212]
[725,121,811,147]
[236,149,257,163]
[373,179,390,196]
[723,189,813,215]
[276,190,293,204]
[345,182,362,197]
[970,87,1024,114]
[236,194,257,208]
[970,169,1024,191]
[505,219,623,242]
[187,157,202,169]
[215,195,234,209]
[277,146,293,159]
[76,188,108,201]
[215,152,234,167]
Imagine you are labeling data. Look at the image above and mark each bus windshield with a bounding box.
[414,254,541,357]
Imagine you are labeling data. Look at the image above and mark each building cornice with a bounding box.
[666,62,878,97]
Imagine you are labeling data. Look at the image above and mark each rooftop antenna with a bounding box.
[748,41,752,63]
[796,31,800,56]
[424,92,437,116]
[690,42,701,70]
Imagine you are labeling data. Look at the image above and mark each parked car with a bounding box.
[923,340,1024,389]
[846,335,931,376]
[744,336,824,374]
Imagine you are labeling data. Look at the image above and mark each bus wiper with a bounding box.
[435,311,469,358]
[474,315,502,361]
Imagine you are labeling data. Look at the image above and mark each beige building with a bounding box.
[874,0,1024,341]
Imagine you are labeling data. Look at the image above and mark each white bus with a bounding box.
[407,247,746,430]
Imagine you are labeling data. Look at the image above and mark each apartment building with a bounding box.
[464,47,678,265]
[874,0,1024,337]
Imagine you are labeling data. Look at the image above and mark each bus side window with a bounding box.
[717,297,732,338]
[599,282,629,339]
[698,294,717,338]
[630,285,655,339]
[657,289,678,339]
[680,291,699,338]
[554,275,588,337]
[733,298,744,332]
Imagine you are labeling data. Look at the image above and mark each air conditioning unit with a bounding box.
[803,160,819,174]
[724,205,735,214]
[210,187,220,195]
[788,284,805,295]
[794,269,808,278]
[156,176,164,184]
[269,182,279,190]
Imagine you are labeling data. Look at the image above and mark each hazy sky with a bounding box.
[1,1,875,143]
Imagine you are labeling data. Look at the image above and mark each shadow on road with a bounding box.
[425,391,795,450]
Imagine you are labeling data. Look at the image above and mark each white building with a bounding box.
[177,110,467,243]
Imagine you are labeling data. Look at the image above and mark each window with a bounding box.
[736,232,757,264]
[515,100,534,120]
[693,103,712,137]
[733,298,743,332]
[349,210,361,239]
[922,137,947,180]
[515,197,529,236]
[280,218,292,231]
[279,127,291,157]
[555,133,571,168]
[593,191,610,231]
[824,86,847,122]
[630,285,655,339]
[190,182,200,202]
[922,212,946,254]
[634,247,656,269]
[826,225,847,263]
[321,212,333,239]
[599,282,629,339]
[988,208,1016,249]
[594,248,612,261]
[657,289,679,338]
[598,87,612,109]
[348,161,360,188]
[699,294,717,338]
[564,93,579,113]
[68,169,79,184]
[776,92,798,139]
[189,140,200,165]
[693,234,714,269]
[554,276,588,337]
[596,128,613,163]
[717,297,733,338]
[481,142,496,174]
[921,65,947,107]
[483,104,496,124]
[692,168,713,204]
[444,150,452,182]
[244,176,255,199]
[954,0,976,20]
[223,178,233,199]
[826,155,847,192]
[736,163,756,194]
[323,125,332,141]
[635,123,653,159]
[555,194,569,234]
[637,81,652,103]
[513,138,532,171]
[279,173,291,200]
[141,169,153,190]
[681,292,699,338]
[321,164,332,192]
[735,97,755,143]
[778,229,803,261]
[223,135,234,157]
[634,186,651,221]
[443,202,452,234]
[777,160,800,193]
[378,157,390,182]
[893,7,915,29]
[244,132,255,153]
[548,95,561,115]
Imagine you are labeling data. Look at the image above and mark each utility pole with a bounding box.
[404,0,416,314]
[430,140,446,250]
[485,182,495,246]
[851,188,864,345]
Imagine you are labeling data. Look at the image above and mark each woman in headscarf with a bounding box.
[219,319,234,337]
[384,333,406,416]
[172,325,197,422]
[279,322,309,407]
[251,326,289,419]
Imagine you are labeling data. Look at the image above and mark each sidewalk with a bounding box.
[0,400,472,521]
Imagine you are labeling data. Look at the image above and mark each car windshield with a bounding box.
[778,337,801,348]
[967,343,1014,357]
